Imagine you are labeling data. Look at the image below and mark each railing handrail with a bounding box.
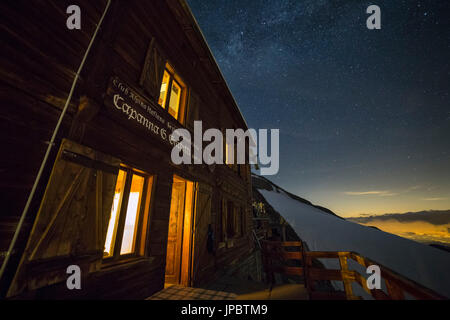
[260,240,447,300]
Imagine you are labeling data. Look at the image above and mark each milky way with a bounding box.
[187,0,450,216]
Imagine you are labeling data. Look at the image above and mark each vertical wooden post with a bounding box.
[302,244,314,297]
[338,252,355,299]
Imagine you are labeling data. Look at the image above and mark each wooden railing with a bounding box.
[261,240,446,300]
[261,241,306,284]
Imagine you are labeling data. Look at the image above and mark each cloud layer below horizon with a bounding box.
[348,210,450,245]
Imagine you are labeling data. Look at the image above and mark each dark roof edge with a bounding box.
[174,0,249,129]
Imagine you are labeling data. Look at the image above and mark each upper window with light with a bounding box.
[158,64,186,124]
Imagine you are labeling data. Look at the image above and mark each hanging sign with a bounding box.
[104,76,181,148]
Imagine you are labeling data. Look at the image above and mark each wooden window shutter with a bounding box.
[234,205,239,236]
[186,89,200,131]
[140,37,166,101]
[7,139,120,297]
[191,182,212,285]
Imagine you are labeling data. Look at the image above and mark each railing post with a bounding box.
[338,252,356,299]
[302,245,315,297]
[261,241,274,285]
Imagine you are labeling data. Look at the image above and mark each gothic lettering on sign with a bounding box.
[105,77,181,147]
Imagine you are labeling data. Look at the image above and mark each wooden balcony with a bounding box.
[261,240,447,300]
[147,239,446,300]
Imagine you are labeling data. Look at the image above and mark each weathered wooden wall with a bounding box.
[0,0,253,299]
[0,0,109,296]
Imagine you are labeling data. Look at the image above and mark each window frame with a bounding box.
[103,165,154,263]
[158,64,187,125]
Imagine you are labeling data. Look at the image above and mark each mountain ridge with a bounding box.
[347,210,450,225]
[252,173,343,220]
[253,174,450,297]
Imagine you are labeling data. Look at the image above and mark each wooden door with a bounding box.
[191,182,212,285]
[164,180,186,285]
[7,139,120,297]
[179,180,195,286]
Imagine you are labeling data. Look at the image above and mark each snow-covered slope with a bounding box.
[256,181,450,298]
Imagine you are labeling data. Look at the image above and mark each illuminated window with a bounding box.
[225,141,235,168]
[104,169,127,257]
[158,71,170,108]
[120,174,145,254]
[225,143,230,165]
[158,64,186,123]
[224,131,240,171]
[103,166,154,259]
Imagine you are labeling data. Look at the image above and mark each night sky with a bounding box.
[187,0,450,217]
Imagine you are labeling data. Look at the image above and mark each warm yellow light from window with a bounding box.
[120,174,144,255]
[225,143,233,166]
[104,170,126,257]
[168,80,181,119]
[158,71,170,107]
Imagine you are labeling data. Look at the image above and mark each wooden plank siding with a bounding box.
[0,0,253,299]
